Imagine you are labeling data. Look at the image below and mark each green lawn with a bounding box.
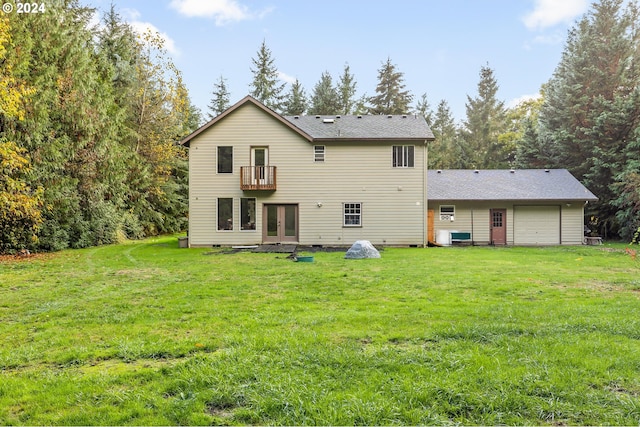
[1,237,639,425]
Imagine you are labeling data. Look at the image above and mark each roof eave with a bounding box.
[313,137,435,143]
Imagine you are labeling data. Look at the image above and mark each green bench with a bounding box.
[450,232,472,244]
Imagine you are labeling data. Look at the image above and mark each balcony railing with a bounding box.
[240,166,277,191]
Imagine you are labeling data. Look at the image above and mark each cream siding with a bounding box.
[561,204,586,244]
[189,103,427,246]
[428,201,586,246]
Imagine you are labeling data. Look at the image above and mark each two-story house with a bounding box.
[181,96,598,247]
[180,95,435,247]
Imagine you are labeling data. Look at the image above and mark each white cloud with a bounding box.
[169,0,269,25]
[523,0,588,30]
[278,71,297,86]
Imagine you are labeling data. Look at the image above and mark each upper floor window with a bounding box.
[217,146,233,173]
[392,145,414,168]
[314,145,325,162]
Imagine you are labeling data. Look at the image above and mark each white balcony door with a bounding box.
[251,147,268,184]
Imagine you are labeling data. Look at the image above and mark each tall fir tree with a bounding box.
[369,58,413,115]
[461,64,508,168]
[415,93,434,126]
[429,100,465,169]
[336,63,357,115]
[511,93,552,168]
[249,40,285,112]
[282,79,307,115]
[309,71,339,115]
[538,0,640,237]
[208,75,231,119]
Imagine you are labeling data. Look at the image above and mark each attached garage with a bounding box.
[427,169,598,246]
[513,205,560,245]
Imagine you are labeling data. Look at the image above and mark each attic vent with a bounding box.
[474,169,479,174]
[402,114,407,118]
[510,168,515,173]
[545,169,550,172]
[437,169,442,174]
[315,115,321,119]
[387,115,393,118]
[293,115,299,119]
[322,118,334,124]
[357,115,362,119]
[336,115,341,119]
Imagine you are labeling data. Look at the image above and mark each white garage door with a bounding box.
[514,205,560,245]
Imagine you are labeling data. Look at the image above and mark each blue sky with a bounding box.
[86,0,590,122]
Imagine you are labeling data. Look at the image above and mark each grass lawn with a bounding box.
[1,236,639,425]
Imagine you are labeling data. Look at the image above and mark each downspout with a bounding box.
[423,141,428,248]
[471,209,474,246]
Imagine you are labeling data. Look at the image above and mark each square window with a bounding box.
[343,202,362,227]
[392,145,414,168]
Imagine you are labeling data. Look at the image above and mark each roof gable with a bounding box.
[179,96,313,147]
[428,169,598,201]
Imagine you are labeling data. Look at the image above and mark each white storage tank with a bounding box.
[436,230,459,246]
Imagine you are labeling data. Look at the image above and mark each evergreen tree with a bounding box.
[538,0,640,237]
[0,16,43,253]
[511,93,554,168]
[309,71,339,115]
[352,94,369,115]
[461,64,508,168]
[2,2,196,251]
[429,100,465,169]
[208,75,230,119]
[415,93,434,126]
[4,1,128,249]
[282,79,307,115]
[369,58,413,115]
[336,63,357,115]
[249,40,285,112]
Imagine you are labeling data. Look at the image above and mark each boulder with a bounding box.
[344,240,381,259]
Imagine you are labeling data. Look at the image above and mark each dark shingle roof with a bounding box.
[428,169,598,201]
[180,96,435,146]
[284,114,435,141]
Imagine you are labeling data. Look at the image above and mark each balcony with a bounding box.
[240,166,277,191]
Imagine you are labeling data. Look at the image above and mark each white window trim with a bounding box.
[392,145,415,168]
[240,197,257,232]
[217,146,234,174]
[217,197,234,231]
[343,202,362,227]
